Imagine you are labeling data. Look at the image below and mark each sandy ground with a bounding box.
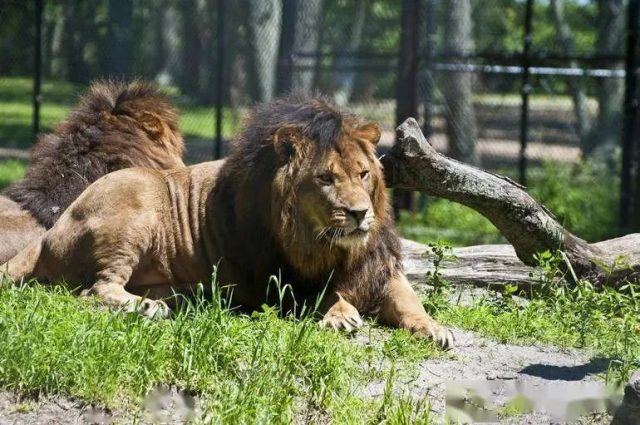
[357,328,618,424]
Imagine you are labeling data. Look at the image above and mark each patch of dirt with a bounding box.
[0,386,195,425]
[0,392,88,425]
[357,328,620,424]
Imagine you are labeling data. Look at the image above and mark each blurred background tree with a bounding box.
[0,0,635,241]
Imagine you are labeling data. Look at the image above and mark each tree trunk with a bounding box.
[199,0,216,103]
[421,0,438,138]
[42,2,58,79]
[384,118,640,286]
[248,0,282,102]
[549,0,593,152]
[106,0,133,78]
[442,0,477,165]
[290,0,324,96]
[333,0,367,105]
[151,0,168,78]
[591,0,625,158]
[164,3,181,85]
[49,3,65,79]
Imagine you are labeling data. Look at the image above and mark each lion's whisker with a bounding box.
[316,226,330,241]
[329,227,345,249]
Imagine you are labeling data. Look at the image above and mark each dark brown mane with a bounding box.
[4,80,184,228]
[213,96,402,313]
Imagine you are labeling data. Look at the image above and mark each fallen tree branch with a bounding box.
[384,118,640,285]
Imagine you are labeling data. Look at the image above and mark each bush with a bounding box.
[529,160,619,242]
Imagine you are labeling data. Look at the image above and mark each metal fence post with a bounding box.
[422,0,437,139]
[214,0,225,159]
[276,0,296,95]
[32,0,43,142]
[393,0,421,216]
[621,0,640,232]
[519,0,534,186]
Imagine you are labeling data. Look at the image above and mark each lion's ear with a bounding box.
[273,126,305,158]
[139,112,164,139]
[354,123,381,146]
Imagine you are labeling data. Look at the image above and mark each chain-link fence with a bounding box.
[0,0,638,242]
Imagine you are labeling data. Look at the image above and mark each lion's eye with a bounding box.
[360,170,370,180]
[316,173,334,185]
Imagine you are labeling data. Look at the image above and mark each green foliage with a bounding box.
[529,161,619,242]
[424,240,456,290]
[382,329,441,362]
[0,159,26,190]
[397,200,504,247]
[496,395,533,418]
[374,369,433,425]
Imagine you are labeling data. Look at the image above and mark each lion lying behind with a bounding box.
[0,81,184,263]
[1,97,453,348]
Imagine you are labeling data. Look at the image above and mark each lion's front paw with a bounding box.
[127,298,170,319]
[319,301,364,333]
[403,317,455,349]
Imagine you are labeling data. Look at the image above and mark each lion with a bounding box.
[1,97,453,348]
[0,80,185,263]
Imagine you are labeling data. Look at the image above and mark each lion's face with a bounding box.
[273,123,385,250]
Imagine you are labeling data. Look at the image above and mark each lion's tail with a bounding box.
[0,238,42,285]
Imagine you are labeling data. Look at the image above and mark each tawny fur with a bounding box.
[0,80,184,263]
[1,97,453,347]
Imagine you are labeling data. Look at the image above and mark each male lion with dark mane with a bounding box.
[1,97,453,348]
[0,80,184,263]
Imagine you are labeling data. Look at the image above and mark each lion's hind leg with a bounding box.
[0,238,44,285]
[82,257,169,319]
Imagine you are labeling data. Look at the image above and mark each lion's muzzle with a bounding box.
[344,207,374,233]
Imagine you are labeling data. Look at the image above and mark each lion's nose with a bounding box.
[347,208,368,224]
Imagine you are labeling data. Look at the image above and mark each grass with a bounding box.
[2,249,637,421]
[0,159,26,190]
[0,280,441,423]
[422,247,640,386]
[0,77,240,149]
[397,200,506,246]
[435,286,640,385]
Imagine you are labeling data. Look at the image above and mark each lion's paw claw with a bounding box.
[127,299,170,319]
[406,320,455,350]
[319,310,363,333]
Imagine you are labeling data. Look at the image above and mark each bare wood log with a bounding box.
[401,239,538,288]
[384,118,640,285]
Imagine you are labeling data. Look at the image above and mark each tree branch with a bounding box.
[385,118,640,285]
